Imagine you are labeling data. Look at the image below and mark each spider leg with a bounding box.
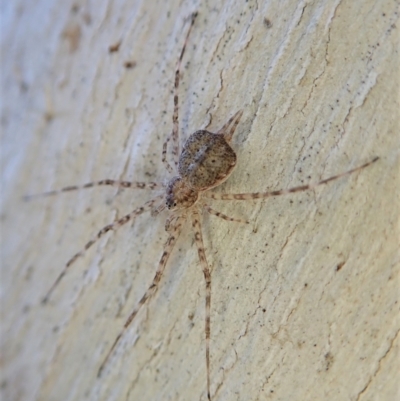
[169,12,198,167]
[205,157,379,200]
[165,212,185,231]
[203,204,249,224]
[162,135,175,174]
[42,195,163,304]
[97,214,185,377]
[151,202,166,217]
[24,180,163,200]
[216,110,243,142]
[191,208,212,401]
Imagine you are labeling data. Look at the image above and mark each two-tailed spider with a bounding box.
[27,12,378,400]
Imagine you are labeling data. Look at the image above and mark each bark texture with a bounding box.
[1,1,399,400]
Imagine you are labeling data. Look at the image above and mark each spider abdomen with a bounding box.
[179,130,236,191]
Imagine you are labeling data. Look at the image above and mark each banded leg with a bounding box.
[97,215,185,377]
[24,180,162,200]
[216,110,243,143]
[203,204,249,224]
[169,12,198,167]
[191,208,212,401]
[42,195,163,303]
[205,158,379,201]
[162,135,175,174]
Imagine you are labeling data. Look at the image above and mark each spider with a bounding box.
[27,12,378,400]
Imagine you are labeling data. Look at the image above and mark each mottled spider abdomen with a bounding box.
[179,130,236,191]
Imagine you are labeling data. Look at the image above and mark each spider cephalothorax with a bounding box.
[166,176,198,210]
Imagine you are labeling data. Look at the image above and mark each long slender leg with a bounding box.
[203,204,249,224]
[151,202,166,217]
[24,180,163,200]
[42,195,163,303]
[216,110,243,142]
[169,12,198,167]
[97,215,185,377]
[205,158,379,200]
[162,136,175,174]
[191,208,212,401]
[165,212,186,231]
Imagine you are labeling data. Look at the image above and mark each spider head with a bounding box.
[166,176,198,211]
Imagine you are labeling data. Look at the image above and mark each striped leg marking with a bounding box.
[169,12,198,167]
[24,180,162,200]
[203,204,249,224]
[97,215,185,377]
[206,158,379,201]
[192,208,212,401]
[42,196,163,303]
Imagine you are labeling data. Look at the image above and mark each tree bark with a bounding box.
[2,1,398,400]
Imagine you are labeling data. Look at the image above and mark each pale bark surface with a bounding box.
[1,1,399,401]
